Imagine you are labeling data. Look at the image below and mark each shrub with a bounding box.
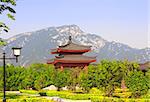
[53,69,71,91]
[73,87,83,94]
[3,98,54,102]
[46,90,101,100]
[125,71,149,98]
[46,90,71,97]
[91,97,150,102]
[142,89,150,99]
[19,90,39,95]
[113,88,132,98]
[39,91,47,96]
[89,87,104,95]
[0,64,55,91]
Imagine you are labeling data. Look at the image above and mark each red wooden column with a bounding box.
[60,65,64,71]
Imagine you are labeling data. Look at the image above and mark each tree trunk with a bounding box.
[121,79,127,92]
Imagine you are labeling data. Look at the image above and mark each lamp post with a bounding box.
[0,47,22,102]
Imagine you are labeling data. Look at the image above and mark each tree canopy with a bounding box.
[0,60,149,98]
[0,0,16,32]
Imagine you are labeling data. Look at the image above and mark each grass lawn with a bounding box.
[0,92,54,102]
[0,90,150,102]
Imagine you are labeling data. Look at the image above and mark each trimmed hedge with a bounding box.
[113,88,132,98]
[0,98,54,102]
[18,90,150,101]
[19,90,39,95]
[91,97,150,102]
[46,90,94,100]
[1,90,150,102]
[39,91,47,96]
[46,91,150,101]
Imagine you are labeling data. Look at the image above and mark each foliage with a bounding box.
[89,87,104,95]
[0,91,150,102]
[20,66,37,90]
[67,68,82,91]
[0,92,54,102]
[113,88,132,98]
[0,0,16,33]
[0,66,3,91]
[0,38,7,45]
[33,64,55,90]
[4,98,54,102]
[91,96,150,102]
[79,60,141,97]
[0,98,54,102]
[142,89,150,99]
[79,69,92,92]
[39,90,47,96]
[0,64,55,91]
[53,69,71,91]
[22,64,55,90]
[6,65,25,90]
[46,90,97,100]
[125,71,149,98]
[80,60,133,96]
[22,90,149,101]
[96,60,121,96]
[0,60,149,98]
[19,90,39,95]
[146,68,150,88]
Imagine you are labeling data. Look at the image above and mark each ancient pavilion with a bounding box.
[47,36,96,70]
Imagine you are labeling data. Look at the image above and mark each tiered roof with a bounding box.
[47,55,96,64]
[139,61,150,71]
[47,36,96,65]
[51,37,91,54]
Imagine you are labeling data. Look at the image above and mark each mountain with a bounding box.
[1,25,149,66]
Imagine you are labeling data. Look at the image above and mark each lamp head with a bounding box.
[12,47,22,57]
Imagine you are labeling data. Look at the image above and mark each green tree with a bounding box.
[79,60,140,96]
[146,69,150,88]
[0,66,3,91]
[125,71,149,98]
[97,60,121,96]
[0,63,56,91]
[117,60,139,89]
[21,66,37,89]
[54,69,71,91]
[0,0,16,32]
[80,61,120,94]
[5,64,25,90]
[0,0,16,45]
[34,64,55,90]
[79,70,92,93]
[21,63,55,90]
[68,67,82,91]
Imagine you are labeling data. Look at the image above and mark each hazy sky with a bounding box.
[0,0,149,49]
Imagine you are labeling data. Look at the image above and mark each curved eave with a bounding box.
[47,59,55,64]
[51,49,91,54]
[49,59,96,64]
[47,61,55,64]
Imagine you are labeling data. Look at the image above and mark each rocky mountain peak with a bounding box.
[1,25,149,66]
[55,24,84,36]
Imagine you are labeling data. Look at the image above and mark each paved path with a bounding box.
[6,91,20,94]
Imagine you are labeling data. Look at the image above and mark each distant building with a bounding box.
[47,36,96,70]
[139,61,150,75]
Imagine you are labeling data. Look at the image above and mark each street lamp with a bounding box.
[0,47,22,102]
[12,47,22,62]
